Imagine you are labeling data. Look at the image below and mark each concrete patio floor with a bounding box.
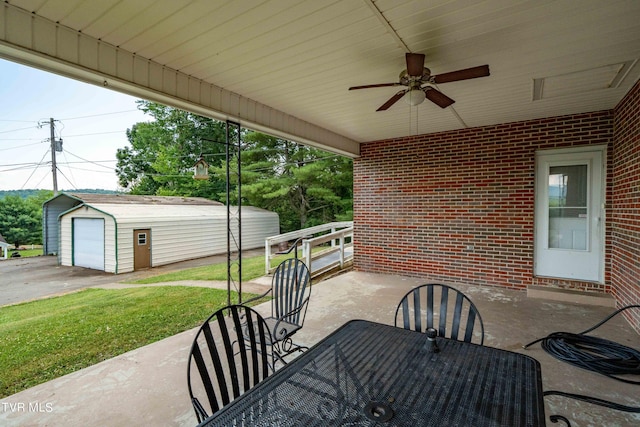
[1,271,638,426]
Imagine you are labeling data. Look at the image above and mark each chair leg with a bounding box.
[191,397,209,423]
[273,337,308,367]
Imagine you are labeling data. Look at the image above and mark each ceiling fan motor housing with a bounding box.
[349,53,490,110]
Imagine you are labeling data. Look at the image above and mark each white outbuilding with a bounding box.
[43,193,279,273]
[0,232,9,259]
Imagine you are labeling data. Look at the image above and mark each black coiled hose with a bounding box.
[524,305,640,415]
[525,331,640,384]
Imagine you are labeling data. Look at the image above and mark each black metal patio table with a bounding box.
[196,319,545,426]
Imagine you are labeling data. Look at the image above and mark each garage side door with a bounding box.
[73,218,105,270]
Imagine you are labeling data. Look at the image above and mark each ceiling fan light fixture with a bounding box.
[404,88,426,106]
[350,54,489,111]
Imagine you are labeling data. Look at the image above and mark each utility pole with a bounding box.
[49,118,58,195]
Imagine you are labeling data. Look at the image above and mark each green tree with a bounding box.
[26,190,54,210]
[117,102,353,232]
[116,101,227,199]
[0,194,44,248]
[219,132,353,232]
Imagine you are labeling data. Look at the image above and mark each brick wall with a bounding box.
[612,79,640,331]
[354,111,614,291]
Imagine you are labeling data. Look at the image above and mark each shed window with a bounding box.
[138,233,147,245]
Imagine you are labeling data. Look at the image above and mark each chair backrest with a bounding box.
[271,258,311,326]
[187,305,274,422]
[394,284,485,345]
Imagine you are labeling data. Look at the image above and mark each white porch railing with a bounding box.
[265,221,353,277]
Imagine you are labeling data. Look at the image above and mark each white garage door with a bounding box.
[73,218,105,270]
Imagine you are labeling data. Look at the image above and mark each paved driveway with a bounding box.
[0,249,264,307]
[0,256,124,306]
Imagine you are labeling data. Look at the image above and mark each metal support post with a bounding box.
[226,120,242,305]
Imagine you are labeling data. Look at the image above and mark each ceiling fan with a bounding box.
[349,53,490,111]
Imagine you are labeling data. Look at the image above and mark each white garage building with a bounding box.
[43,193,279,274]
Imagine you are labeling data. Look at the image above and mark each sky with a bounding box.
[0,58,151,192]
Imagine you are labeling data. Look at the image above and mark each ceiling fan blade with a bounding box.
[377,90,407,111]
[425,88,455,108]
[433,65,490,84]
[349,83,401,90]
[406,53,425,77]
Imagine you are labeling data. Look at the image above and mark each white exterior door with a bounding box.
[73,218,105,270]
[535,146,605,282]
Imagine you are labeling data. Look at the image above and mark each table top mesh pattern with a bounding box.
[199,320,544,426]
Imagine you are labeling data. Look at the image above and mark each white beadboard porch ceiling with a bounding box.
[1,0,639,157]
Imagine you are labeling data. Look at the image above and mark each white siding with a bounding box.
[59,215,72,267]
[145,219,228,267]
[59,208,117,273]
[240,207,280,249]
[66,204,280,274]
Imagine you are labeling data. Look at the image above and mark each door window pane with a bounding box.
[548,165,588,250]
[137,233,147,245]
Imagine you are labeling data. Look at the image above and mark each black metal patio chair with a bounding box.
[260,258,312,365]
[394,283,485,345]
[186,305,274,423]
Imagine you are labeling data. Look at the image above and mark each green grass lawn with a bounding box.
[0,286,262,398]
[129,251,295,284]
[0,250,291,398]
[5,248,42,258]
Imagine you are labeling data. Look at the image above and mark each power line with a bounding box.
[0,109,141,125]
[0,164,48,172]
[58,109,140,121]
[0,159,114,168]
[32,171,50,189]
[64,165,116,174]
[0,110,145,191]
[0,109,141,144]
[54,159,115,165]
[60,130,129,138]
[63,150,117,170]
[0,160,46,167]
[0,125,38,134]
[55,167,77,191]
[60,150,77,189]
[0,150,345,174]
[20,149,50,190]
[0,141,45,152]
